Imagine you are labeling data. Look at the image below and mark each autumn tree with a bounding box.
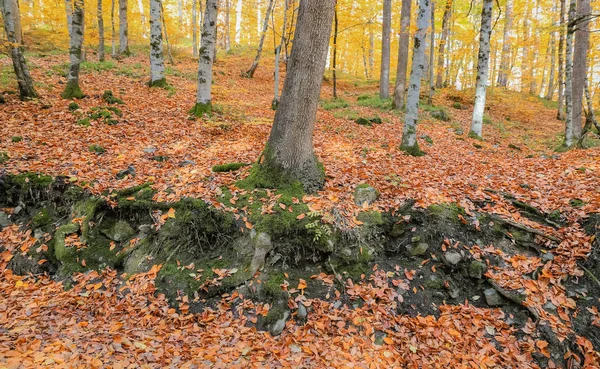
[149,0,166,87]
[97,0,105,61]
[119,0,129,55]
[393,0,411,109]
[62,0,85,99]
[245,0,335,192]
[469,0,493,139]
[190,0,218,116]
[379,0,391,99]
[436,0,452,88]
[496,0,512,87]
[244,0,275,78]
[400,0,430,156]
[0,0,37,100]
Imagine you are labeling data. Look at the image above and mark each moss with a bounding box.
[0,152,9,164]
[189,102,212,117]
[483,114,493,125]
[88,144,105,154]
[261,272,287,299]
[569,199,585,208]
[356,94,393,110]
[61,82,84,99]
[77,118,91,126]
[427,203,465,221]
[11,173,53,188]
[32,208,52,228]
[399,142,425,157]
[102,90,124,104]
[106,106,123,117]
[548,210,562,221]
[264,303,289,326]
[54,222,80,261]
[148,78,168,88]
[68,102,80,111]
[468,131,483,140]
[11,136,23,143]
[356,211,384,226]
[321,98,349,110]
[212,162,248,172]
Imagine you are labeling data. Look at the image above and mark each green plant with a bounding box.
[321,98,349,110]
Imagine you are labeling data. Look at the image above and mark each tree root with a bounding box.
[484,188,561,228]
[488,214,562,243]
[581,265,600,289]
[486,278,539,320]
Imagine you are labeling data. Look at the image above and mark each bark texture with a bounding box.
[149,0,166,87]
[557,0,566,120]
[119,0,129,55]
[62,0,85,99]
[427,1,434,105]
[435,0,452,88]
[545,31,556,100]
[192,0,198,57]
[469,0,493,139]
[273,0,290,109]
[496,0,512,87]
[97,0,105,61]
[111,0,116,57]
[571,0,590,139]
[379,0,391,99]
[563,0,576,147]
[250,0,335,193]
[400,0,430,156]
[244,0,274,78]
[393,0,411,109]
[191,0,218,116]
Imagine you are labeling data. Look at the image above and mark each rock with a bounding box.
[424,275,443,289]
[269,310,290,336]
[407,242,429,257]
[250,232,273,273]
[297,304,308,320]
[353,185,379,206]
[389,223,405,237]
[179,160,196,167]
[543,301,557,314]
[13,206,23,215]
[454,128,464,136]
[484,288,503,306]
[468,261,487,279]
[0,212,11,228]
[333,300,343,309]
[411,235,421,243]
[101,220,135,242]
[443,250,462,266]
[373,330,387,345]
[116,166,136,179]
[542,252,554,262]
[143,147,157,154]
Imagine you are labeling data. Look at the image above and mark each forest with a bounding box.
[0,0,599,367]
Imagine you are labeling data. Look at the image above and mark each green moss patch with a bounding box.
[212,162,248,172]
[102,90,124,104]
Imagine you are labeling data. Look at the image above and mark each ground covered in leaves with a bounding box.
[1,50,599,368]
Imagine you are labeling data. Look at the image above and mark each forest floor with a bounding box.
[0,49,599,368]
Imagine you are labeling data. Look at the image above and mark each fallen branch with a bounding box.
[488,214,562,243]
[581,265,600,289]
[487,278,539,320]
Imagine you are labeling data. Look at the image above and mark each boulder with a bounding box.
[354,185,379,206]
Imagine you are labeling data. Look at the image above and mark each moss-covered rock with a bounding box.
[68,102,80,111]
[354,184,379,206]
[0,152,9,164]
[89,144,106,154]
[102,90,124,104]
[53,223,80,261]
[32,208,52,228]
[212,162,248,172]
[100,220,135,242]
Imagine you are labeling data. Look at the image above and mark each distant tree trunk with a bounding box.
[160,1,174,64]
[393,0,411,109]
[469,0,493,139]
[65,0,73,39]
[545,31,556,100]
[0,0,37,99]
[97,0,105,61]
[256,0,261,35]
[563,0,576,147]
[149,0,166,87]
[400,0,430,156]
[332,1,338,98]
[496,0,512,87]
[119,0,129,55]
[10,0,21,44]
[427,1,434,105]
[571,0,590,140]
[249,0,335,193]
[435,0,452,88]
[557,0,566,119]
[224,0,231,51]
[138,0,147,37]
[111,0,116,57]
[520,3,531,93]
[62,0,84,99]
[190,0,218,116]
[584,78,599,132]
[192,0,198,57]
[379,0,391,99]
[244,0,274,77]
[362,44,369,79]
[178,0,183,25]
[234,0,242,44]
[273,0,290,109]
[368,24,374,78]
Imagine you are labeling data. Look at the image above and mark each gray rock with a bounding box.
[407,242,429,257]
[542,252,554,262]
[543,301,557,314]
[424,275,443,289]
[354,185,379,206]
[116,166,136,179]
[0,212,11,227]
[143,147,157,154]
[101,220,135,242]
[444,250,462,266]
[179,160,196,167]
[250,232,273,273]
[373,330,387,345]
[270,310,290,336]
[333,300,343,309]
[297,304,308,320]
[484,288,503,306]
[468,261,487,279]
[13,206,22,215]
[455,128,464,136]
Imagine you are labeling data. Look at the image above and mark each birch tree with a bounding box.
[557,0,566,120]
[0,0,37,100]
[97,0,104,61]
[192,0,199,57]
[379,0,391,99]
[393,0,411,109]
[119,0,129,55]
[496,0,512,87]
[190,0,218,116]
[244,0,274,78]
[545,31,556,100]
[247,0,335,192]
[234,0,242,44]
[111,0,116,57]
[138,0,147,38]
[400,0,430,156]
[62,0,85,99]
[571,0,590,140]
[469,0,493,139]
[563,0,576,147]
[149,0,166,87]
[427,1,434,105]
[435,0,452,88]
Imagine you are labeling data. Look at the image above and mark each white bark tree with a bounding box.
[137,0,147,38]
[379,0,391,99]
[119,0,129,55]
[563,0,576,147]
[393,0,411,109]
[469,0,493,139]
[545,31,556,100]
[97,0,105,61]
[65,0,73,38]
[496,0,512,87]
[400,0,430,156]
[149,0,166,87]
[190,0,218,116]
[234,0,242,44]
[192,0,199,57]
[435,0,452,88]
[244,0,275,78]
[62,0,85,99]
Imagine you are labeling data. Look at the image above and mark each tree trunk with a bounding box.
[249,0,335,193]
[224,0,231,51]
[111,0,116,57]
[97,0,105,61]
[393,0,411,109]
[66,0,73,39]
[273,0,290,109]
[496,0,512,87]
[545,31,556,100]
[62,0,84,99]
[0,0,37,99]
[119,0,129,55]
[557,0,566,120]
[563,0,576,147]
[427,1,434,106]
[400,0,430,156]
[368,24,374,78]
[190,0,218,116]
[11,0,21,44]
[234,0,242,44]
[244,0,274,78]
[160,1,174,64]
[469,0,493,139]
[379,0,391,99]
[332,1,338,98]
[571,0,590,139]
[435,0,452,88]
[149,0,166,87]
[192,0,198,57]
[137,0,147,38]
[178,0,183,26]
[520,3,531,93]
[584,77,599,132]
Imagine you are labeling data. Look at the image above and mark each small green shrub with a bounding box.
[68,102,80,111]
[356,94,393,110]
[0,152,8,163]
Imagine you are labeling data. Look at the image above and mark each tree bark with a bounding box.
[159,1,174,64]
[379,0,391,99]
[496,0,512,87]
[427,1,434,106]
[273,0,290,109]
[400,0,430,156]
[11,0,21,44]
[368,24,374,79]
[244,0,274,78]
[520,3,531,93]
[119,0,129,55]
[97,0,105,61]
[223,0,231,51]
[62,0,84,99]
[557,0,566,119]
[571,0,590,139]
[190,0,218,116]
[545,31,556,100]
[65,0,73,39]
[138,0,147,35]
[192,0,198,57]
[332,1,338,98]
[563,0,576,147]
[0,0,37,99]
[435,0,452,88]
[234,0,242,44]
[111,0,116,57]
[149,0,166,87]
[393,0,411,109]
[469,0,493,139]
[249,0,335,193]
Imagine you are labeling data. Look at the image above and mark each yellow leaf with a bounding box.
[167,208,176,218]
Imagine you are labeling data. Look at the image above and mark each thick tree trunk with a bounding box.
[545,31,556,100]
[273,0,290,109]
[427,1,434,105]
[469,0,493,139]
[557,0,566,119]
[111,0,116,57]
[245,0,274,77]
[393,0,411,109]
[149,0,166,87]
[435,0,452,88]
[192,0,198,57]
[62,0,84,99]
[0,0,37,99]
[379,0,391,99]
[400,0,430,156]
[190,0,218,116]
[234,0,242,44]
[571,0,590,139]
[119,0,129,55]
[563,0,576,147]
[97,0,105,61]
[496,0,512,87]
[249,0,335,193]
